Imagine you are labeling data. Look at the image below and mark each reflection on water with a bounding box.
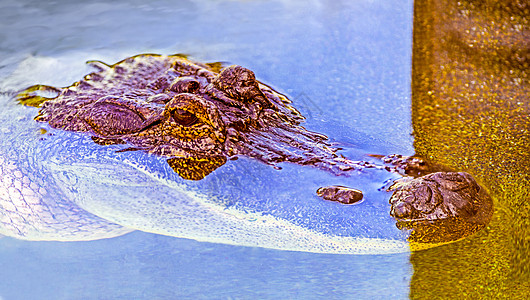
[411,0,529,298]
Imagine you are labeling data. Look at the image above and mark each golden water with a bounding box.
[411,0,529,298]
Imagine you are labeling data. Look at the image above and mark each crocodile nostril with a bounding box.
[169,77,200,94]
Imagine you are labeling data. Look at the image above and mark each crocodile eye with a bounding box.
[171,109,198,126]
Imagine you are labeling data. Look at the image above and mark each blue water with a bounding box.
[0,232,411,299]
[0,0,414,298]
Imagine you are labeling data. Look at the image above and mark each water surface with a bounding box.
[0,0,414,298]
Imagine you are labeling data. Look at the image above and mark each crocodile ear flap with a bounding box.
[167,155,227,181]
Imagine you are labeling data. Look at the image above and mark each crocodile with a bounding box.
[15,53,493,243]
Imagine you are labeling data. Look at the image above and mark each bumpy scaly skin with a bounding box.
[17,54,493,241]
[388,172,493,243]
[316,186,364,204]
[20,54,379,179]
[389,172,491,222]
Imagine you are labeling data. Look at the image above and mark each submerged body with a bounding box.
[5,54,493,249]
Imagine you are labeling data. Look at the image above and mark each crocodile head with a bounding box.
[19,54,341,180]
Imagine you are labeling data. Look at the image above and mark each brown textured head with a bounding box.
[17,54,339,180]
